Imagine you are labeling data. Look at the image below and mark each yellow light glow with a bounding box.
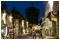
[9,15,12,23]
[3,13,6,17]
[1,29,4,33]
[2,13,6,24]
[22,20,24,27]
[35,27,37,30]
[23,29,25,34]
[4,20,6,24]
[48,1,53,11]
[27,21,28,23]
[26,21,28,27]
[32,25,37,30]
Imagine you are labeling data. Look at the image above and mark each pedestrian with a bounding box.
[40,30,42,38]
[39,30,41,39]
[33,29,36,39]
[39,29,42,39]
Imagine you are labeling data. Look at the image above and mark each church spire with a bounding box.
[31,3,34,6]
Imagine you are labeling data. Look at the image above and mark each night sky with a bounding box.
[1,1,47,22]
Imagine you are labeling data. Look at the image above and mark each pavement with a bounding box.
[44,36,58,39]
[14,34,43,39]
[1,33,58,39]
[14,34,29,39]
[13,34,58,39]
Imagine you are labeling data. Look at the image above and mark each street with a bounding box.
[1,1,59,39]
[13,34,57,39]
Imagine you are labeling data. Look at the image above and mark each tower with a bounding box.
[25,3,39,25]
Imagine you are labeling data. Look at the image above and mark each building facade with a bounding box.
[1,3,9,39]
[44,1,59,38]
[11,7,25,34]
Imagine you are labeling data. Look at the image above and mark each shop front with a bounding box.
[14,19,19,35]
[45,26,52,38]
[1,25,8,39]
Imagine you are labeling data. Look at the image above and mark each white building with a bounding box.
[45,1,59,38]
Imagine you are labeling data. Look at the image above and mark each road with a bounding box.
[14,34,43,39]
[12,34,58,39]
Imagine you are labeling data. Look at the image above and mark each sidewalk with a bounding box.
[44,36,57,39]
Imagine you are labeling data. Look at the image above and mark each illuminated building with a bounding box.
[1,3,10,39]
[44,1,59,38]
[11,7,25,34]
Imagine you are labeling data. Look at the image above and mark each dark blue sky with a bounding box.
[1,1,47,22]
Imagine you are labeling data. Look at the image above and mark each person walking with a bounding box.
[39,29,42,39]
[33,29,36,39]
